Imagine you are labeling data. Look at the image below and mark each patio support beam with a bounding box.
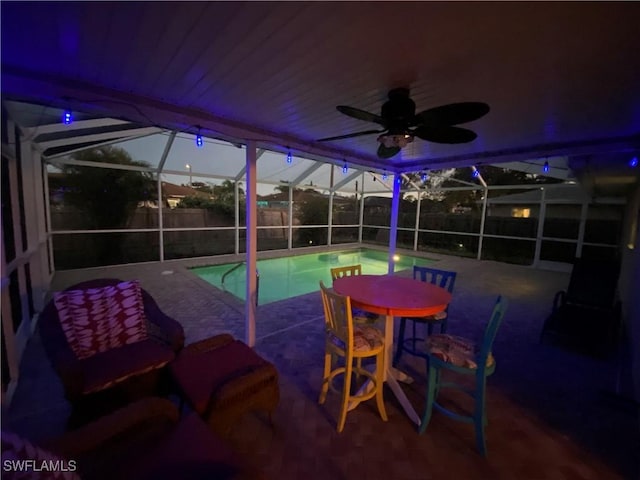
[533,188,546,266]
[401,173,423,192]
[477,187,489,260]
[444,175,478,188]
[158,178,165,262]
[331,169,361,192]
[234,149,266,181]
[157,131,177,173]
[235,181,240,254]
[21,142,44,312]
[38,126,162,150]
[157,131,176,261]
[245,140,258,347]
[288,185,293,250]
[368,172,393,192]
[414,194,422,251]
[33,152,51,287]
[291,161,323,187]
[43,161,54,274]
[388,174,401,274]
[328,165,334,245]
[328,191,334,246]
[359,173,365,243]
[25,118,132,137]
[471,166,488,188]
[576,202,589,258]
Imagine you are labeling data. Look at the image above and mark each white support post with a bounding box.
[533,188,546,267]
[388,174,401,274]
[328,191,334,246]
[21,142,43,313]
[245,141,258,347]
[414,194,421,251]
[576,202,589,258]
[157,132,176,262]
[359,173,365,243]
[26,142,48,315]
[42,160,54,276]
[288,185,293,250]
[477,187,489,260]
[32,148,51,297]
[235,180,240,254]
[157,178,165,262]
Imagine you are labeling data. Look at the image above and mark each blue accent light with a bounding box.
[382,172,388,180]
[543,161,549,173]
[342,163,348,174]
[472,169,479,178]
[630,157,638,168]
[286,151,293,164]
[195,133,204,148]
[421,171,429,182]
[62,110,73,125]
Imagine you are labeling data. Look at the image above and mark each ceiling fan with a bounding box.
[317,88,490,159]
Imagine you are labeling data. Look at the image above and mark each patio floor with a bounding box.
[5,250,639,479]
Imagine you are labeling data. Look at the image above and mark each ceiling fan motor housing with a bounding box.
[381,88,416,126]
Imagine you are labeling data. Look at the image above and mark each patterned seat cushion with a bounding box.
[80,339,175,394]
[352,308,380,324]
[413,310,448,322]
[426,334,494,369]
[329,325,384,353]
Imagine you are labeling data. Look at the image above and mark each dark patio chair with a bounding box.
[39,278,185,426]
[540,257,622,358]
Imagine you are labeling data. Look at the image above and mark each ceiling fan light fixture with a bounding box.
[377,133,414,149]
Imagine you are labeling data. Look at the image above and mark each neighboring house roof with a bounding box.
[161,182,210,199]
[484,184,614,204]
[258,190,353,203]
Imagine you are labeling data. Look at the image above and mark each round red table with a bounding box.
[332,274,452,426]
[333,274,452,318]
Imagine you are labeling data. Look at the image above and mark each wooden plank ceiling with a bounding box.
[1,2,639,177]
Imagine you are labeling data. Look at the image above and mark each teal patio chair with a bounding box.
[393,266,457,366]
[419,295,508,456]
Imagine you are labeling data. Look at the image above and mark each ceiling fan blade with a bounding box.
[377,144,401,159]
[414,102,490,127]
[337,105,386,125]
[412,125,478,144]
[316,129,385,142]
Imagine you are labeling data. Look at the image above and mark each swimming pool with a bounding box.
[190,248,436,305]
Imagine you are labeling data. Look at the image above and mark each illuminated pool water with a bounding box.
[190,248,436,305]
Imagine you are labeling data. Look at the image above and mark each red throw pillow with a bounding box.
[104,280,148,349]
[54,287,112,359]
[52,293,84,359]
[53,281,149,359]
